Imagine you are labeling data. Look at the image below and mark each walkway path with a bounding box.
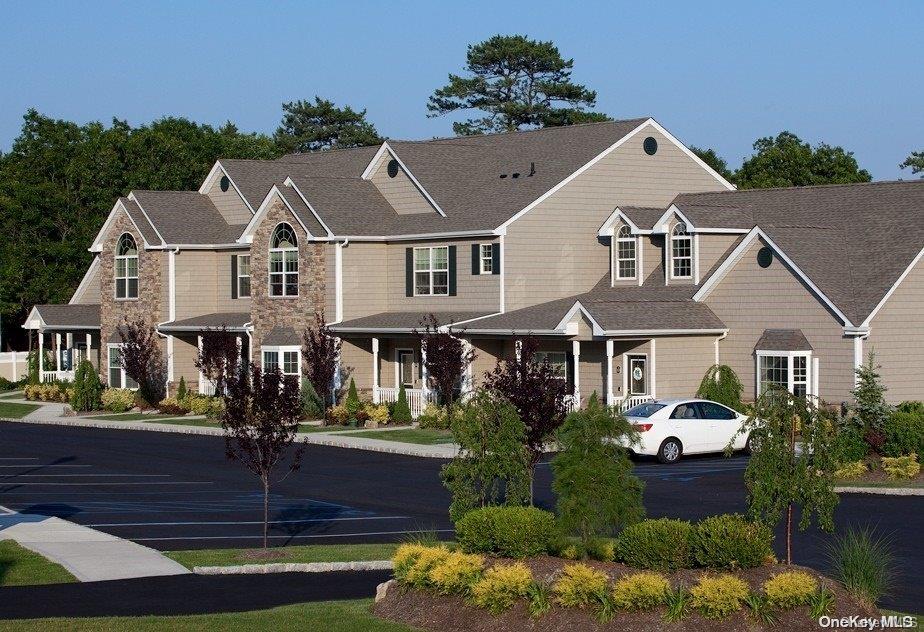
[0,509,189,582]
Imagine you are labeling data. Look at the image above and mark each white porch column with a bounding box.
[650,338,657,398]
[514,339,522,362]
[55,333,61,371]
[166,335,175,384]
[572,340,581,405]
[605,340,614,405]
[420,340,428,395]
[371,338,380,403]
[462,339,474,397]
[812,357,820,399]
[196,335,203,392]
[38,331,44,381]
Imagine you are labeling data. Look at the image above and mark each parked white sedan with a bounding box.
[622,398,752,463]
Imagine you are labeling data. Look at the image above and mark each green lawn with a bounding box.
[346,428,455,445]
[0,599,417,632]
[165,542,400,569]
[86,413,181,421]
[0,539,77,586]
[0,391,25,400]
[298,424,356,433]
[145,417,219,428]
[0,402,40,419]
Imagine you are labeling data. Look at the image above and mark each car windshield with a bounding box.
[625,402,666,418]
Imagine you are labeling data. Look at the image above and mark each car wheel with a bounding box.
[745,434,759,455]
[657,438,682,464]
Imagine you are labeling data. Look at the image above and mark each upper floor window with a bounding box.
[414,246,449,296]
[615,225,637,280]
[671,222,692,279]
[115,233,138,299]
[269,223,298,297]
[236,255,251,298]
[479,244,494,274]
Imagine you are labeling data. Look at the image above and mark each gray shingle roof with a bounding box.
[33,304,101,329]
[158,312,251,331]
[620,206,668,230]
[131,191,245,245]
[119,197,161,245]
[331,311,492,332]
[755,329,813,351]
[262,326,301,346]
[673,180,924,324]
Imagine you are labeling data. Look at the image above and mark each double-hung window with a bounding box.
[479,244,494,274]
[757,351,812,398]
[115,233,139,299]
[615,225,637,280]
[236,255,251,298]
[262,347,301,379]
[269,223,298,297]
[534,351,568,381]
[414,246,449,296]
[107,344,138,389]
[671,223,693,279]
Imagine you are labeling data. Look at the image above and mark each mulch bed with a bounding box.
[373,556,878,632]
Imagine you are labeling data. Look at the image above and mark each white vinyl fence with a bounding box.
[0,351,29,382]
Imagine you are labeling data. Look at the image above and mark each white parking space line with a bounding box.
[0,458,39,460]
[5,481,212,486]
[86,516,410,527]
[1,474,171,478]
[0,464,93,468]
[135,529,455,542]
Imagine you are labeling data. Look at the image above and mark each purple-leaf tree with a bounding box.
[195,326,240,395]
[118,319,166,405]
[222,363,305,549]
[302,312,341,408]
[484,336,569,499]
[415,313,475,411]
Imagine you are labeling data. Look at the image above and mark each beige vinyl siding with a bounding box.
[341,242,388,319]
[205,169,253,225]
[340,337,375,394]
[612,340,651,399]
[655,335,719,398]
[504,124,727,311]
[217,250,252,313]
[470,338,503,387]
[705,238,855,403]
[369,151,436,215]
[577,341,606,404]
[71,259,101,304]
[698,234,741,279]
[866,256,924,403]
[172,334,200,390]
[174,251,219,320]
[385,239,500,313]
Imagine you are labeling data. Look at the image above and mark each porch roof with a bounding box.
[158,312,251,332]
[330,311,493,334]
[23,304,101,331]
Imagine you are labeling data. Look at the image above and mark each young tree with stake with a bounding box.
[302,312,341,409]
[195,326,241,395]
[221,364,306,548]
[118,319,166,405]
[415,314,475,412]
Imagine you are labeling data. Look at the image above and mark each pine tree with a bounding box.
[392,383,413,424]
[345,378,361,417]
[176,375,188,401]
[851,353,892,454]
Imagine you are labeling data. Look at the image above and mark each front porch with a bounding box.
[23,304,102,383]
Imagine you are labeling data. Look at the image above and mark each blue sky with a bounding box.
[1,1,921,179]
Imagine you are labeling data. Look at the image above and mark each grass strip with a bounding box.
[344,428,455,445]
[0,402,40,419]
[0,540,77,586]
[164,542,400,569]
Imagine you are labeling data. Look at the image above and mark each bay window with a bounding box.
[757,351,812,398]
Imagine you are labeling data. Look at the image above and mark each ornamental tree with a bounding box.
[302,313,341,408]
[484,336,569,498]
[118,319,166,405]
[221,364,305,548]
[728,388,840,564]
[195,326,240,395]
[415,314,475,411]
[851,353,892,453]
[696,364,745,412]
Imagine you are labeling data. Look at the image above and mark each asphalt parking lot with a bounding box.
[1,421,921,612]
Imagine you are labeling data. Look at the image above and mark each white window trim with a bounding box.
[534,351,568,381]
[261,345,302,378]
[615,227,638,280]
[394,348,416,388]
[236,254,251,298]
[106,343,137,390]
[670,223,693,280]
[268,223,299,298]
[114,233,139,300]
[478,243,493,275]
[623,353,650,396]
[755,350,813,398]
[413,246,450,297]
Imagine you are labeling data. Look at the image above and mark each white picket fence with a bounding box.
[0,351,29,382]
[374,387,437,419]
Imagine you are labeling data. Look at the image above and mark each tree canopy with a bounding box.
[690,146,733,181]
[274,96,382,152]
[900,151,924,177]
[427,34,608,135]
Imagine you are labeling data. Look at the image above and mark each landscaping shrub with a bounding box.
[763,571,818,609]
[615,518,693,571]
[418,403,463,429]
[808,587,836,618]
[585,538,616,562]
[689,574,750,619]
[392,543,433,583]
[404,545,451,589]
[455,506,557,558]
[176,375,188,401]
[881,453,920,479]
[26,382,72,403]
[185,395,224,418]
[363,402,390,425]
[392,384,412,424]
[327,403,349,425]
[69,361,104,412]
[429,550,485,596]
[101,388,135,413]
[300,379,324,420]
[470,563,533,613]
[696,364,745,412]
[883,412,924,457]
[0,376,18,391]
[526,581,552,617]
[691,513,773,569]
[611,572,670,610]
[896,401,924,415]
[826,526,896,604]
[833,424,869,462]
[552,563,608,608]
[345,378,361,418]
[157,397,189,415]
[833,460,868,480]
[664,587,692,622]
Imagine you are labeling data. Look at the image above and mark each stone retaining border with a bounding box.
[193,560,393,574]
[834,485,923,496]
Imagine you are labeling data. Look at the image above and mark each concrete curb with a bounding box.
[1,415,227,437]
[301,433,455,459]
[835,485,924,496]
[193,560,393,574]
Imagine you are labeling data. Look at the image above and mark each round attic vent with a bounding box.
[757,246,774,268]
[387,159,400,178]
[643,136,658,155]
[220,175,230,192]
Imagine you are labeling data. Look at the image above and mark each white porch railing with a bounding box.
[564,393,580,412]
[374,387,436,419]
[198,377,218,396]
[613,394,655,412]
[41,370,75,383]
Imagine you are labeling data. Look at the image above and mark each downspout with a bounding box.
[714,331,727,367]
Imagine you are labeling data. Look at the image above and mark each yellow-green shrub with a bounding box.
[559,544,581,560]
[689,574,750,619]
[185,395,224,418]
[611,572,670,610]
[328,403,349,425]
[552,563,608,608]
[587,539,616,562]
[392,543,432,583]
[881,454,920,479]
[363,403,390,425]
[429,550,485,595]
[834,460,868,479]
[102,388,136,413]
[404,545,451,589]
[763,571,818,609]
[470,563,533,613]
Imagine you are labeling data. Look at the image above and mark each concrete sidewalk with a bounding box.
[0,510,190,582]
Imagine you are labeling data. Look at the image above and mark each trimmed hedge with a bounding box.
[455,506,557,558]
[615,518,693,571]
[883,411,924,458]
[691,514,773,569]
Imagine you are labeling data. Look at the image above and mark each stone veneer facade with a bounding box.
[249,199,326,360]
[98,208,165,382]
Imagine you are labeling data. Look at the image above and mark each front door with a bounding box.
[397,350,415,389]
[628,355,647,395]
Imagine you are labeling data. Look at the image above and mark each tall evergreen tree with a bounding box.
[274,96,382,152]
[900,151,924,177]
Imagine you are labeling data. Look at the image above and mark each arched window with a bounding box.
[671,222,693,279]
[269,223,298,297]
[115,233,138,299]
[615,225,637,280]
